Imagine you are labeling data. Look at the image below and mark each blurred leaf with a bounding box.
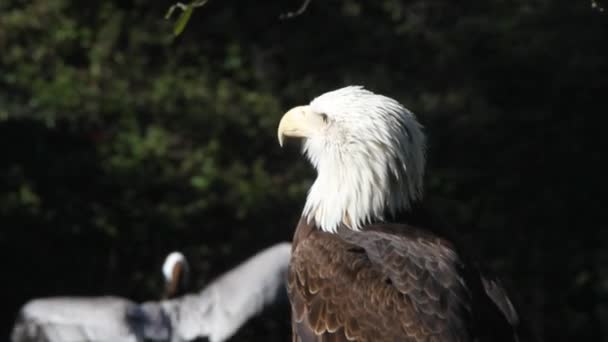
[173,5,194,36]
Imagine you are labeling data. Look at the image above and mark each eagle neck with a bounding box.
[302,143,406,233]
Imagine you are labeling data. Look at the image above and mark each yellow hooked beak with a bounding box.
[277,105,326,147]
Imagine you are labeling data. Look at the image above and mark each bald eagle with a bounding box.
[277,86,520,342]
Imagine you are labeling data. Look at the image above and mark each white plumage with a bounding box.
[162,251,190,298]
[12,297,139,342]
[11,242,291,342]
[295,86,426,233]
[162,251,188,282]
[135,242,291,342]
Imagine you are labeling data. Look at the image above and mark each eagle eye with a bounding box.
[319,113,328,123]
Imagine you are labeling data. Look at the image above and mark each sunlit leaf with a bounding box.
[173,5,194,36]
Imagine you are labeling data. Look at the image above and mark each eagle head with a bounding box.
[162,251,190,298]
[278,86,426,233]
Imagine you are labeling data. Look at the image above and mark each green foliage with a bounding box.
[0,0,606,340]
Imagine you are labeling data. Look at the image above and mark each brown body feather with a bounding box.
[288,219,520,342]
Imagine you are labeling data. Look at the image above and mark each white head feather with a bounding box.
[162,251,187,282]
[301,86,426,233]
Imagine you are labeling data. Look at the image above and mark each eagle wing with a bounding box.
[288,222,474,342]
[11,297,138,342]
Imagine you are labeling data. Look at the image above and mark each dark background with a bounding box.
[1,0,606,341]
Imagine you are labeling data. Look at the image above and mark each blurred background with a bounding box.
[0,0,606,340]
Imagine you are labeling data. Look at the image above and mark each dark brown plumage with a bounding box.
[288,219,520,342]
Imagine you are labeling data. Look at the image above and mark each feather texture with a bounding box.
[302,86,426,233]
[288,220,520,342]
[283,86,520,341]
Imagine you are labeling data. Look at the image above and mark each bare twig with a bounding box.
[280,0,312,20]
[165,3,186,19]
[165,0,208,20]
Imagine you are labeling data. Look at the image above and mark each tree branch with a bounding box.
[165,0,209,36]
